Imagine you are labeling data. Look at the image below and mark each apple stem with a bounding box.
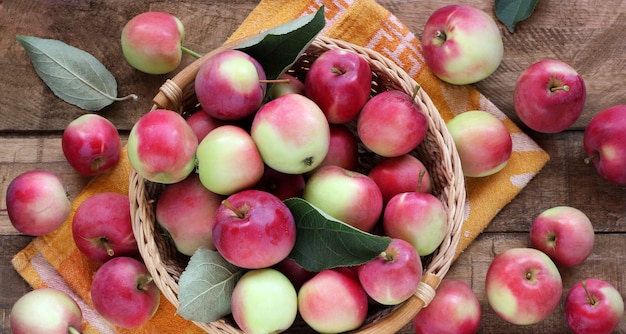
[68,326,83,334]
[411,85,421,105]
[380,247,398,261]
[581,281,598,305]
[584,152,599,165]
[416,170,426,193]
[259,78,292,84]
[221,200,246,219]
[137,274,154,291]
[550,85,570,92]
[434,30,447,43]
[331,67,346,75]
[110,94,139,102]
[181,45,202,59]
[101,238,115,257]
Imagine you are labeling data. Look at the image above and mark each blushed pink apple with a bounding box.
[357,90,428,157]
[253,165,305,201]
[565,278,624,334]
[514,59,586,133]
[305,49,372,123]
[156,173,223,255]
[422,4,503,85]
[231,268,298,334]
[121,12,184,74]
[446,110,512,177]
[185,110,223,142]
[90,257,160,328]
[212,190,296,269]
[251,94,330,174]
[6,170,71,236]
[196,125,264,195]
[72,192,138,262]
[62,113,121,176]
[383,191,447,256]
[269,73,305,99]
[485,247,562,325]
[313,124,359,172]
[272,257,317,291]
[298,268,369,333]
[357,238,422,305]
[583,105,626,185]
[303,165,383,232]
[195,49,266,121]
[127,109,198,184]
[368,154,432,205]
[412,279,481,334]
[529,206,595,267]
[10,288,83,334]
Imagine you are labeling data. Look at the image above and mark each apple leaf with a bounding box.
[285,197,391,272]
[234,6,325,83]
[494,0,539,33]
[15,35,136,111]
[177,248,244,323]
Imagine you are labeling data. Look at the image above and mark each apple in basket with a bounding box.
[421,4,504,85]
[529,206,595,267]
[357,238,423,305]
[446,110,512,177]
[121,12,185,74]
[72,192,139,262]
[196,125,264,195]
[412,279,481,334]
[251,93,330,174]
[303,165,383,232]
[514,59,587,133]
[485,247,563,325]
[10,288,83,334]
[253,165,305,201]
[231,268,298,334]
[127,109,198,184]
[90,256,160,328]
[62,113,122,176]
[185,109,223,142]
[357,89,428,158]
[368,154,433,205]
[313,123,359,172]
[304,48,372,124]
[564,278,625,334]
[298,268,369,333]
[583,104,626,185]
[156,173,223,256]
[5,170,71,236]
[195,49,267,121]
[212,189,297,269]
[269,73,305,99]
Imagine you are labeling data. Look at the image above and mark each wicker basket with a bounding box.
[129,35,466,333]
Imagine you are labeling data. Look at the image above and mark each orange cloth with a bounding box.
[12,0,549,333]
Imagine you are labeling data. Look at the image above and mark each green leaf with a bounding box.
[285,197,391,272]
[16,35,136,111]
[177,248,244,323]
[235,6,325,83]
[495,0,539,33]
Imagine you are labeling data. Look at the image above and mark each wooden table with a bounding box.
[1,0,624,333]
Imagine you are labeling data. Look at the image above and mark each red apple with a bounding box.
[272,257,317,291]
[90,257,160,328]
[62,113,121,176]
[304,49,372,124]
[412,279,481,334]
[156,173,223,256]
[446,110,512,177]
[298,268,369,333]
[185,110,223,142]
[269,73,305,99]
[421,4,503,85]
[529,206,595,267]
[195,49,266,121]
[72,192,138,262]
[212,189,296,269]
[514,59,586,133]
[357,238,423,305]
[313,124,359,172]
[253,165,305,201]
[485,247,563,325]
[565,278,624,334]
[10,288,83,334]
[121,11,185,74]
[583,105,626,185]
[303,165,383,232]
[368,154,432,205]
[357,90,428,157]
[6,170,71,236]
[127,109,198,184]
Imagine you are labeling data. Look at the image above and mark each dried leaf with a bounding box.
[16,35,136,111]
[495,0,539,33]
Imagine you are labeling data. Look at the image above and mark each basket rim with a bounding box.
[129,35,466,334]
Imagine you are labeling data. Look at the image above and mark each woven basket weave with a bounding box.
[129,35,466,333]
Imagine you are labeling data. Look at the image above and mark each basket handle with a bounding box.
[152,36,256,110]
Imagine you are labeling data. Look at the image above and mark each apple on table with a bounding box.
[10,288,83,334]
[583,104,626,185]
[564,278,625,334]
